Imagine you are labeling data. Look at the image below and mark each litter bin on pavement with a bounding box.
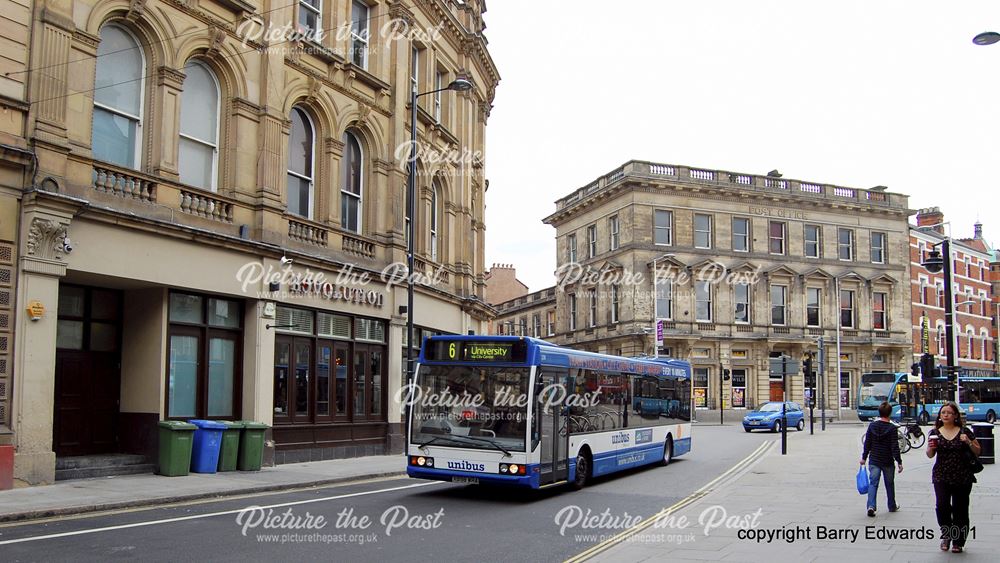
[972,423,994,464]
[157,421,197,476]
[217,421,244,472]
[188,419,227,473]
[237,421,269,471]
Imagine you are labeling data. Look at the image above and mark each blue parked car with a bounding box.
[743,402,805,432]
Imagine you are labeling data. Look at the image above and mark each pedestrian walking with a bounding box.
[859,401,903,517]
[926,401,981,553]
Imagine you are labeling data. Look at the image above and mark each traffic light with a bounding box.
[919,353,935,379]
[911,362,921,378]
[803,355,815,388]
[723,369,731,381]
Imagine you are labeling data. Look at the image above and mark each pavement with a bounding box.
[0,454,404,523]
[591,423,1000,563]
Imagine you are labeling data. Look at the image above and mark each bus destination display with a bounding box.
[427,340,526,363]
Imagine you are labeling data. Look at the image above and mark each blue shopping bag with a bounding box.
[856,465,869,495]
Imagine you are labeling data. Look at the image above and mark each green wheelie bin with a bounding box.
[237,421,269,471]
[217,421,244,472]
[157,420,197,476]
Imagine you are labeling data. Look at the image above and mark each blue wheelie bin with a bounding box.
[188,419,227,473]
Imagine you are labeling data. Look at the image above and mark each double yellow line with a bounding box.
[565,440,775,563]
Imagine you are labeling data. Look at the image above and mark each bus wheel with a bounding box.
[988,410,997,424]
[571,452,590,490]
[660,437,674,466]
[918,411,930,426]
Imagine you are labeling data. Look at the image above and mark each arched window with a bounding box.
[937,324,946,356]
[286,108,314,218]
[967,329,975,359]
[430,180,441,262]
[981,330,990,362]
[178,61,220,190]
[92,25,145,169]
[341,132,363,232]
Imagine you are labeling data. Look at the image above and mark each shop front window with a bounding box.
[694,367,709,408]
[273,305,386,424]
[167,292,242,420]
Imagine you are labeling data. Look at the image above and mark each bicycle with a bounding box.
[895,422,911,454]
[901,418,925,449]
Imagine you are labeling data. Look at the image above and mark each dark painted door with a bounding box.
[54,285,122,457]
[54,351,120,456]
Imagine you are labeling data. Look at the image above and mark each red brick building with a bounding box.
[910,208,995,374]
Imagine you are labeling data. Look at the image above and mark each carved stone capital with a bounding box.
[157,66,187,89]
[325,137,345,154]
[478,101,492,125]
[387,1,416,27]
[72,29,101,51]
[26,218,69,261]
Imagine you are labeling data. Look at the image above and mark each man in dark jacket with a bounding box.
[860,401,903,516]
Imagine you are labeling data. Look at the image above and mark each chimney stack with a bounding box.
[916,207,944,235]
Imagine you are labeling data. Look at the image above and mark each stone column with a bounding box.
[243,298,276,465]
[387,311,406,454]
[151,66,185,179]
[12,204,72,485]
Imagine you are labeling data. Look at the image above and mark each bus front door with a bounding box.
[538,369,569,485]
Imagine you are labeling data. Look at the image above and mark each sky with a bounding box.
[481,0,1000,292]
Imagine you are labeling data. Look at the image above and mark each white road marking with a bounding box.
[0,480,444,546]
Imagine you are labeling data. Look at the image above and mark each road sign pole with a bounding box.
[781,356,788,455]
[818,336,826,431]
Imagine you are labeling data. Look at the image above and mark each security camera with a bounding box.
[62,238,73,253]
[280,256,293,266]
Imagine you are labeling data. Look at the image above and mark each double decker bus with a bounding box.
[405,336,692,490]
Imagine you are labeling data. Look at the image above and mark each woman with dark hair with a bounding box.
[926,401,981,553]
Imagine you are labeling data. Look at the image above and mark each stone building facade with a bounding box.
[0,0,33,478]
[910,209,995,374]
[491,286,557,339]
[541,160,912,414]
[8,0,498,484]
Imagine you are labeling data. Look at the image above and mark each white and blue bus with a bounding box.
[917,374,1000,425]
[857,372,908,421]
[405,336,692,490]
[858,371,1000,425]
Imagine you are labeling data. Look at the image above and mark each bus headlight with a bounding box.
[499,464,508,473]
[508,464,519,474]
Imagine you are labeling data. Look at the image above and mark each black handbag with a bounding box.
[965,431,984,474]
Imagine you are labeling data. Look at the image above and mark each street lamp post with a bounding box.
[405,76,473,433]
[921,238,958,403]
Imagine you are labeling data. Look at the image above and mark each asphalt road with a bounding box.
[0,425,811,562]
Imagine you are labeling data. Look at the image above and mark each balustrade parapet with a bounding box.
[92,162,158,202]
[287,217,329,247]
[553,160,907,212]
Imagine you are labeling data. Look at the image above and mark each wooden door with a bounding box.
[54,351,120,456]
[769,381,785,402]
